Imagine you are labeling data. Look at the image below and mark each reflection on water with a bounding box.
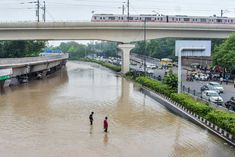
[0,61,234,157]
[103,133,108,146]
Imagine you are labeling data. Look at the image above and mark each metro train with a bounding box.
[91,14,235,24]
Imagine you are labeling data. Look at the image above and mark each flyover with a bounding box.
[0,54,68,91]
[0,22,235,73]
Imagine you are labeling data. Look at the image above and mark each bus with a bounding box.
[160,58,173,67]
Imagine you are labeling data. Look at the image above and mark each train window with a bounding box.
[108,17,115,20]
[146,17,151,21]
[200,18,207,22]
[172,18,174,21]
[184,18,190,21]
[94,17,97,20]
[128,17,133,20]
[160,17,163,21]
[216,19,222,23]
[100,17,102,20]
[157,18,159,20]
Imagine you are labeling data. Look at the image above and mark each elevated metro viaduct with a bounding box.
[0,22,235,73]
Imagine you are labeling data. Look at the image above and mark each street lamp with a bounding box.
[143,18,147,75]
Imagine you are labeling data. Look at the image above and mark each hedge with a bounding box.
[80,58,121,72]
[206,110,235,135]
[130,75,235,135]
[136,76,175,97]
[171,93,213,117]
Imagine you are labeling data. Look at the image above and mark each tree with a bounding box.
[163,69,178,90]
[213,34,235,73]
[0,40,46,58]
[54,41,118,59]
[131,38,176,60]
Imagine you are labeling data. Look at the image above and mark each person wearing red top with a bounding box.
[103,117,108,132]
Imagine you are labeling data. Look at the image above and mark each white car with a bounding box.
[194,73,209,81]
[207,82,224,93]
[202,90,223,105]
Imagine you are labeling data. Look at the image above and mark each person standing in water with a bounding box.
[103,116,108,133]
[89,112,94,125]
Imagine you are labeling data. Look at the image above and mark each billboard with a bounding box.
[0,68,12,81]
[175,40,211,56]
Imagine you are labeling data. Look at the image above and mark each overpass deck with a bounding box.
[0,54,69,68]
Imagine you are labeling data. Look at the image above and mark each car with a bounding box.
[224,97,235,111]
[194,73,209,81]
[207,82,224,93]
[146,63,157,69]
[190,63,200,70]
[200,85,220,93]
[201,90,223,105]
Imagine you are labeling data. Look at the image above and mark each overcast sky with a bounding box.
[0,0,234,45]
[1,0,235,21]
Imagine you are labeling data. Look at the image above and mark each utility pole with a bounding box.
[36,0,40,22]
[127,0,130,21]
[42,1,46,22]
[221,10,224,17]
[122,4,125,15]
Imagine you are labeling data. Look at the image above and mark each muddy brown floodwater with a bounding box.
[0,61,234,157]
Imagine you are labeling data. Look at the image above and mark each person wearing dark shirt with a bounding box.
[103,116,108,132]
[89,112,94,125]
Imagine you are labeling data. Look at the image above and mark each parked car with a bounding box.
[190,63,200,70]
[224,97,235,111]
[200,85,220,93]
[201,90,223,105]
[207,82,224,93]
[194,73,209,81]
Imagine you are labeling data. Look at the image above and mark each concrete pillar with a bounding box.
[0,80,5,94]
[118,44,135,74]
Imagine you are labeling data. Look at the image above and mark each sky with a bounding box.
[0,0,235,46]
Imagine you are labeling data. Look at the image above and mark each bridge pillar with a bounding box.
[0,80,5,94]
[118,44,135,74]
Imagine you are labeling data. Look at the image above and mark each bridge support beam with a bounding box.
[118,44,135,74]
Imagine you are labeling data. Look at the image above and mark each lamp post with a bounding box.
[143,18,147,75]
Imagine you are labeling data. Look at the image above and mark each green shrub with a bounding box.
[136,76,175,97]
[80,58,121,72]
[171,93,213,117]
[206,110,235,135]
[163,69,178,90]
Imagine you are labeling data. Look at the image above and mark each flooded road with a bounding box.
[0,61,234,157]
